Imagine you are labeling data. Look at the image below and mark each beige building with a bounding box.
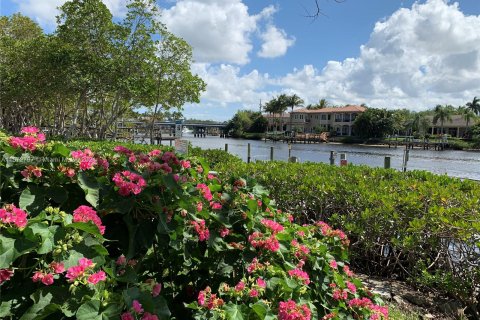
[426,115,475,138]
[289,105,366,136]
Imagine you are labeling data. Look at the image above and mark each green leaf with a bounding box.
[0,233,36,268]
[24,223,59,254]
[66,222,104,240]
[19,185,45,214]
[76,300,102,320]
[0,300,13,317]
[77,172,100,208]
[51,143,71,157]
[20,290,59,320]
[224,303,245,320]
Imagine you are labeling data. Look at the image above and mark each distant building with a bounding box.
[426,115,475,138]
[264,113,290,132]
[289,105,366,136]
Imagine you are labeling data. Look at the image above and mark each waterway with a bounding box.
[163,134,480,181]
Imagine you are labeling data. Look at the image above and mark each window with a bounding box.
[335,114,343,122]
[321,115,327,120]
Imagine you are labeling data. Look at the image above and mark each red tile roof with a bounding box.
[291,105,366,114]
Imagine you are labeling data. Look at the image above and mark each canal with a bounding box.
[164,134,480,181]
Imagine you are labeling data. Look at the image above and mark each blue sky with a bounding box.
[2,0,480,121]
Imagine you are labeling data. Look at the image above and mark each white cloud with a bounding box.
[12,0,127,27]
[258,25,295,58]
[190,0,480,119]
[162,1,292,64]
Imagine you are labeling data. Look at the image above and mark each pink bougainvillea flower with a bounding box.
[152,283,162,297]
[249,289,259,297]
[210,202,222,210]
[278,300,311,320]
[0,204,28,228]
[32,271,44,283]
[196,184,213,201]
[261,219,284,233]
[21,126,40,134]
[87,271,106,284]
[9,127,45,151]
[288,269,311,285]
[142,312,159,320]
[196,202,203,212]
[0,269,13,284]
[132,300,144,314]
[191,219,210,241]
[112,171,146,196]
[256,278,267,288]
[116,255,126,265]
[219,227,230,238]
[329,260,338,269]
[73,205,105,235]
[50,262,65,274]
[121,312,135,320]
[234,281,245,292]
[71,149,97,170]
[41,273,54,286]
[180,160,191,168]
[21,165,42,179]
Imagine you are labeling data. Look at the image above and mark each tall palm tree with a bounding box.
[433,104,454,135]
[286,94,304,134]
[317,98,329,109]
[459,106,476,131]
[466,96,480,116]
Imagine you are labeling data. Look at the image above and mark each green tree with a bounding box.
[264,95,288,132]
[458,106,476,133]
[466,96,480,116]
[433,104,454,135]
[353,108,395,139]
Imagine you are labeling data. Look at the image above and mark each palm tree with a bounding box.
[466,96,480,116]
[433,104,454,135]
[286,94,304,134]
[317,98,329,109]
[264,95,289,133]
[459,106,476,131]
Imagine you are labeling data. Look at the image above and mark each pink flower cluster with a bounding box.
[261,219,284,233]
[191,219,210,241]
[248,232,280,252]
[0,269,13,284]
[332,288,348,300]
[145,279,162,297]
[219,227,230,238]
[73,205,105,235]
[247,257,266,274]
[348,297,388,319]
[20,165,42,179]
[112,171,147,196]
[71,149,97,170]
[198,287,224,310]
[0,204,28,228]
[32,261,65,286]
[122,299,159,320]
[66,258,106,285]
[9,126,45,151]
[196,183,213,201]
[315,221,349,246]
[290,239,310,260]
[278,300,311,320]
[288,268,310,285]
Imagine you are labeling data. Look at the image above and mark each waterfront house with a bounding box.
[288,105,366,136]
[426,115,475,138]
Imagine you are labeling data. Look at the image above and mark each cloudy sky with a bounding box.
[2,0,480,120]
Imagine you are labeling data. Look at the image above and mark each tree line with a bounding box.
[226,95,480,139]
[0,0,205,141]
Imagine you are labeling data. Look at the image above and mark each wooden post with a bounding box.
[384,156,391,169]
[288,143,292,158]
[225,143,228,152]
[169,139,172,147]
[329,151,336,165]
[270,147,274,161]
[247,143,251,163]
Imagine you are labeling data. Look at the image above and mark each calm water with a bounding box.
[162,134,480,181]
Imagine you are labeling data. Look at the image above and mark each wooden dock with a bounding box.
[386,140,448,151]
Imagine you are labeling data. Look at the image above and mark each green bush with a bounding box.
[0,128,387,319]
[213,160,480,317]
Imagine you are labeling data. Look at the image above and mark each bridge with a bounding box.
[116,119,227,140]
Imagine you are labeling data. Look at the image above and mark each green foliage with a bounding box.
[0,128,388,319]
[0,0,205,138]
[225,111,267,137]
[353,108,395,138]
[213,160,480,315]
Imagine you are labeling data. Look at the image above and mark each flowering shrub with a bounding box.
[0,127,388,319]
